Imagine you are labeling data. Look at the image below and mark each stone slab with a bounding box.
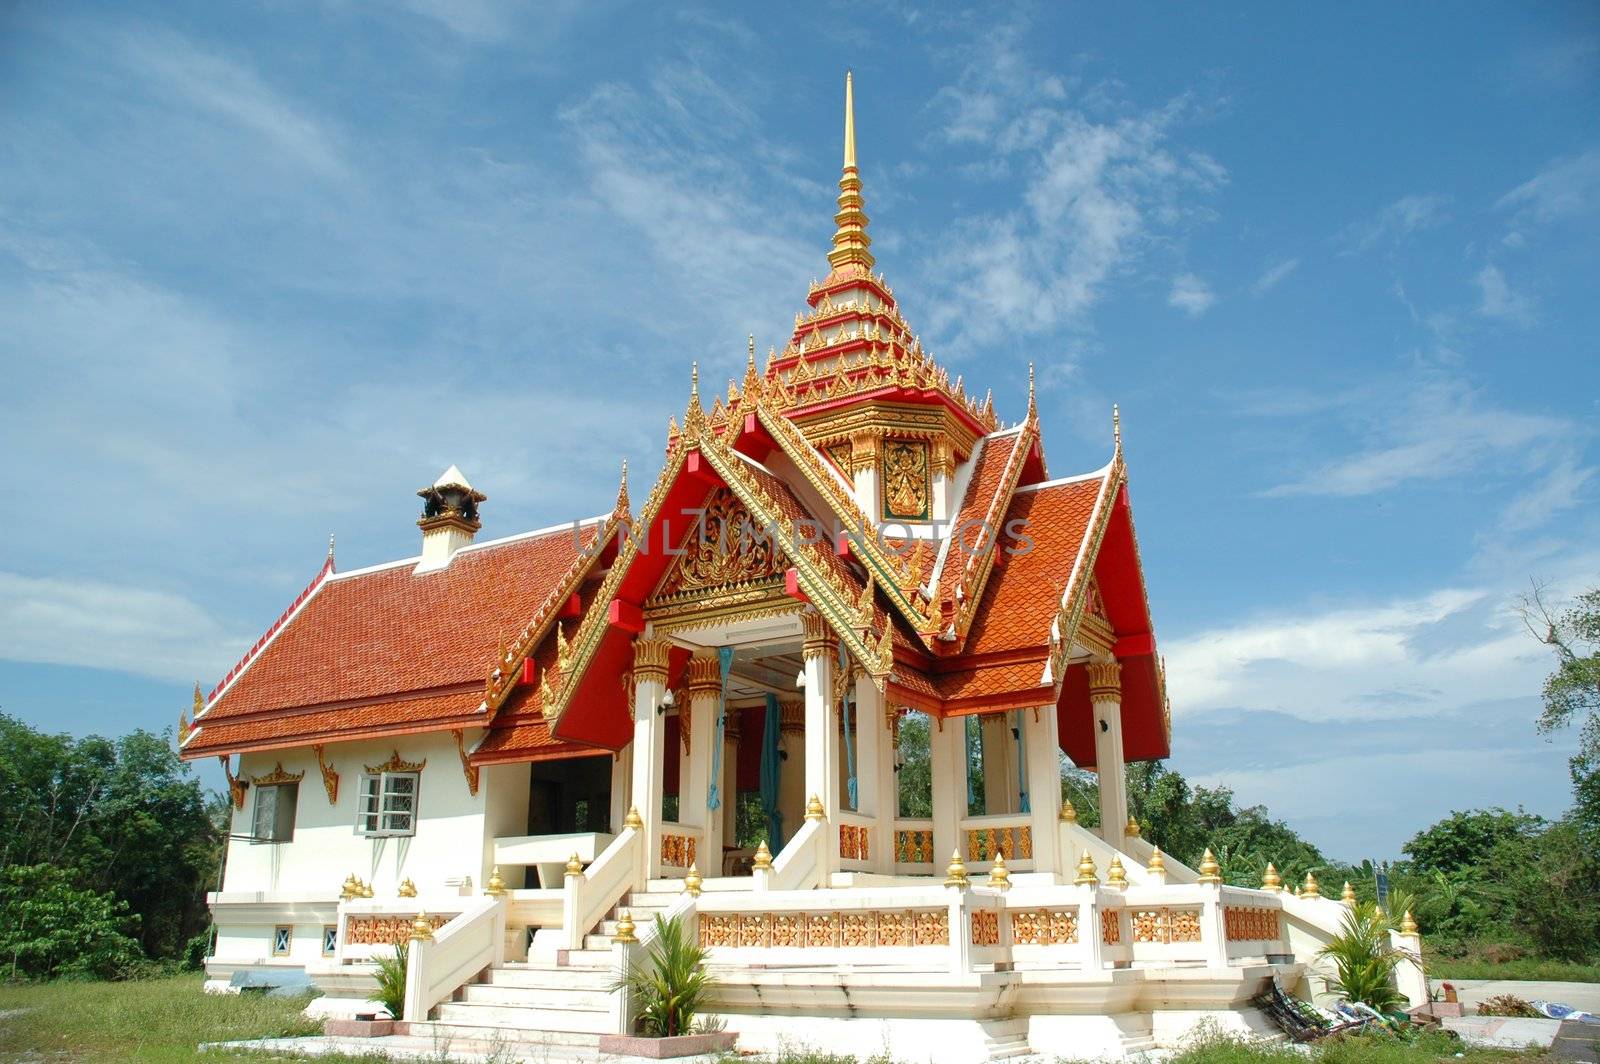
[1442,1015,1562,1049]
[323,1017,394,1037]
[598,1032,737,1058]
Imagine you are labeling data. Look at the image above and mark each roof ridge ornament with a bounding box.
[615,458,631,519]
[1113,403,1122,453]
[826,71,875,278]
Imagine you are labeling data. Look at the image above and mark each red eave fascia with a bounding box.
[180,711,486,760]
[805,274,897,310]
[781,375,992,441]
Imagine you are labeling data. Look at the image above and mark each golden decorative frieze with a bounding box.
[1101,909,1122,946]
[1130,907,1204,945]
[631,638,673,685]
[801,610,838,660]
[313,745,339,804]
[1224,907,1281,942]
[880,438,931,522]
[345,913,447,947]
[452,730,479,796]
[893,827,934,863]
[1011,909,1080,946]
[969,909,1000,947]
[839,823,871,862]
[1086,659,1123,704]
[653,489,785,602]
[660,833,696,868]
[698,908,949,949]
[365,751,426,775]
[964,825,1032,863]
[250,761,304,787]
[848,432,881,475]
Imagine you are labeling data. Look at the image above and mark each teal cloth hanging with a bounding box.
[759,693,784,849]
[707,647,733,811]
[1015,709,1030,814]
[837,640,858,809]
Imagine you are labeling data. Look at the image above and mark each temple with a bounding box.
[183,75,1424,1060]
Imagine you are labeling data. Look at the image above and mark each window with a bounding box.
[322,926,337,956]
[357,772,419,837]
[251,783,299,844]
[272,926,292,956]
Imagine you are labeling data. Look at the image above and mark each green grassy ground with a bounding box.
[1429,957,1600,983]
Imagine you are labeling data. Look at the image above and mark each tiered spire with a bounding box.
[826,71,874,278]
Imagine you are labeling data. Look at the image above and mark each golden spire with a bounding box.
[1197,848,1222,884]
[615,458,630,518]
[1027,362,1037,421]
[826,71,875,277]
[1113,404,1122,452]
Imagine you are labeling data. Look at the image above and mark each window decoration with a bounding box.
[271,926,292,956]
[357,765,420,838]
[251,781,299,844]
[451,730,479,797]
[321,926,337,956]
[880,438,930,521]
[250,762,305,787]
[220,756,248,810]
[314,745,339,804]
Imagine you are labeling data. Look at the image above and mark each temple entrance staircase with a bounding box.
[401,883,680,1054]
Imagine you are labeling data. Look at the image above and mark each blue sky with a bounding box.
[2,2,1596,860]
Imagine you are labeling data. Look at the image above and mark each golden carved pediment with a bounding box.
[648,488,786,613]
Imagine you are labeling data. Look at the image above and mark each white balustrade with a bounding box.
[401,895,506,1021]
[563,821,642,950]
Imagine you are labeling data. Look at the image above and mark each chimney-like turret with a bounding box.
[415,465,485,572]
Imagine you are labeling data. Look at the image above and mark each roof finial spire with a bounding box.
[826,71,875,277]
[1112,404,1122,452]
[1027,363,1036,420]
[615,458,630,517]
[748,334,756,370]
[327,533,335,559]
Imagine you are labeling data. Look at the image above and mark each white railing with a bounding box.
[755,816,827,891]
[564,822,642,949]
[1119,834,1200,883]
[960,813,1036,871]
[335,896,471,963]
[656,822,703,877]
[401,895,506,1021]
[835,810,875,872]
[1058,820,1150,884]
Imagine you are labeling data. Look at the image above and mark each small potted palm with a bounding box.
[601,913,734,1058]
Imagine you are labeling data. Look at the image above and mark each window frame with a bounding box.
[271,925,292,956]
[321,925,337,956]
[355,771,420,838]
[251,782,299,844]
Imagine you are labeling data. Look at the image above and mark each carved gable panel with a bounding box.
[649,488,786,612]
[881,438,930,522]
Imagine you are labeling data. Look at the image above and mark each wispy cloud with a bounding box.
[1497,148,1600,247]
[1250,257,1300,296]
[1337,193,1450,253]
[1473,263,1537,325]
[1167,272,1215,316]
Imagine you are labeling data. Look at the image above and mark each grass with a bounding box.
[1429,957,1600,983]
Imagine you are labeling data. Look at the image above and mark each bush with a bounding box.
[0,864,144,980]
[372,940,408,1019]
[614,913,712,1038]
[1317,903,1403,1012]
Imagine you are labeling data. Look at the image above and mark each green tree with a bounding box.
[1520,584,1600,843]
[0,864,144,980]
[1401,808,1543,877]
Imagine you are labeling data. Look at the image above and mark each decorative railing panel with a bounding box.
[1130,907,1203,944]
[960,815,1034,868]
[1224,906,1281,942]
[892,821,935,866]
[659,827,699,870]
[1010,908,1079,946]
[699,907,950,949]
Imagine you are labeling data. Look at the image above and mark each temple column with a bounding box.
[930,440,954,522]
[853,673,895,873]
[609,747,631,835]
[629,637,672,880]
[979,712,1019,814]
[930,714,966,874]
[683,656,722,874]
[777,700,806,848]
[1088,658,1129,850]
[802,612,841,874]
[720,710,741,868]
[849,433,881,516]
[1021,705,1062,878]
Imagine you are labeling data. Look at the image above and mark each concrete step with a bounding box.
[433,1000,612,1033]
[457,982,612,1010]
[404,1019,604,1049]
[562,948,612,968]
[481,965,613,991]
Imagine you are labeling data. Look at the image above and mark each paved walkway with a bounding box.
[203,1034,729,1063]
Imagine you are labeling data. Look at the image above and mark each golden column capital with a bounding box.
[684,655,722,694]
[1085,658,1123,704]
[848,432,881,475]
[801,611,837,660]
[632,637,673,685]
[780,700,805,735]
[930,438,955,478]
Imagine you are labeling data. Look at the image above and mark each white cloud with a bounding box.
[1497,149,1600,246]
[1250,257,1299,296]
[1338,193,1450,253]
[0,572,243,684]
[1167,273,1215,316]
[1473,263,1537,325]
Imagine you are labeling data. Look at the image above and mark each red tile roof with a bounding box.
[182,522,605,758]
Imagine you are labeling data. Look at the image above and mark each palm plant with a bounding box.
[372,939,408,1020]
[1318,902,1403,1012]
[614,913,714,1037]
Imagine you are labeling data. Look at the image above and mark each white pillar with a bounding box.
[1022,704,1062,878]
[777,700,806,849]
[849,433,881,517]
[1088,659,1129,850]
[930,714,966,872]
[721,710,741,865]
[802,612,841,875]
[684,656,721,872]
[609,748,631,835]
[630,638,672,880]
[854,673,896,873]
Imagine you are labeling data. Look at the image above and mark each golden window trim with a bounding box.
[250,762,306,788]
[364,750,426,775]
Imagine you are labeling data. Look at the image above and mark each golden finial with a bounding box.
[987,852,1011,891]
[748,334,756,370]
[565,853,584,879]
[1106,855,1128,890]
[360,879,374,898]
[1262,863,1282,892]
[1148,846,1167,873]
[691,360,700,401]
[1290,883,1301,897]
[613,909,637,943]
[1400,909,1419,937]
[1198,848,1222,884]
[805,793,825,821]
[683,863,703,896]
[1341,881,1357,906]
[753,840,773,870]
[328,532,336,560]
[1300,872,1321,898]
[193,681,204,715]
[397,877,417,898]
[1113,404,1122,451]
[843,70,856,169]
[624,806,644,831]
[1074,850,1099,886]
[827,71,874,275]
[945,849,970,889]
[1059,799,1078,823]
[410,910,434,942]
[484,866,507,897]
[1124,815,1141,839]
[340,874,358,900]
[1027,362,1036,420]
[615,458,630,517]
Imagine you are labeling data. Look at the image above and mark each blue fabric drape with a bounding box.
[759,693,784,849]
[1015,709,1030,813]
[838,641,858,809]
[707,647,733,811]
